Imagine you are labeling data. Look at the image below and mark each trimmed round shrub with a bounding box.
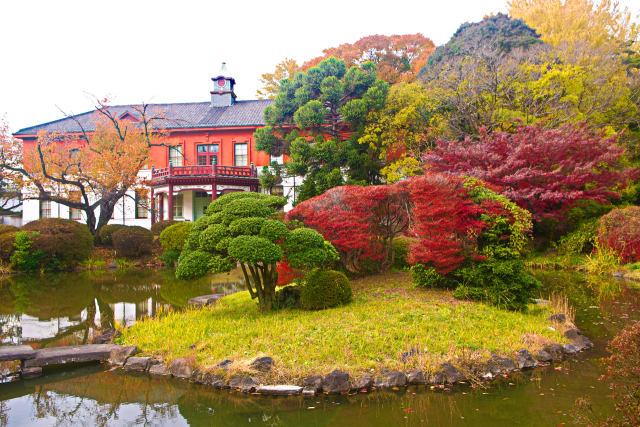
[112,226,153,258]
[284,228,329,269]
[597,206,640,263]
[199,223,227,251]
[22,218,93,268]
[175,250,212,279]
[0,224,18,235]
[159,222,193,252]
[228,235,283,264]
[151,219,178,236]
[300,269,352,310]
[0,231,16,263]
[260,220,290,243]
[229,217,266,236]
[97,224,127,246]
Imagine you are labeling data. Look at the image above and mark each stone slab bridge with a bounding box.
[0,344,125,379]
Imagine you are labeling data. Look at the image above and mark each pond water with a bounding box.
[0,269,245,348]
[0,270,639,426]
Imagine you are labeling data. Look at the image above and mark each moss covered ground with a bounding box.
[120,271,567,382]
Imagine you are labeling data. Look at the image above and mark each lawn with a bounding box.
[120,271,567,382]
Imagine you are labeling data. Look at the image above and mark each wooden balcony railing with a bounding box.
[151,164,258,180]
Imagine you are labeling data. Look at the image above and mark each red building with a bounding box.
[13,65,282,227]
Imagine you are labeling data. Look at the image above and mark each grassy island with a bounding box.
[120,272,568,382]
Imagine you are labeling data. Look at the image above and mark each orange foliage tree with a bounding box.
[0,99,169,235]
[302,34,435,84]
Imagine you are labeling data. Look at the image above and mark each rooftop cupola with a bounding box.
[210,62,236,107]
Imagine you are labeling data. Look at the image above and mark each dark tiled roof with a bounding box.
[14,99,274,136]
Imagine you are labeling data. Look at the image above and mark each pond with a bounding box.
[0,269,246,348]
[1,270,639,426]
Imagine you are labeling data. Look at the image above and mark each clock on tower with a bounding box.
[210,62,236,107]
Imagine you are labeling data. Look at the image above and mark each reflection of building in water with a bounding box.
[1,314,82,345]
[112,298,168,327]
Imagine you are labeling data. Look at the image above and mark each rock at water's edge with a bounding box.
[351,375,374,391]
[516,349,537,369]
[407,370,426,385]
[149,363,171,376]
[170,358,194,379]
[322,370,350,394]
[124,356,151,372]
[250,356,273,372]
[256,385,302,395]
[108,346,139,366]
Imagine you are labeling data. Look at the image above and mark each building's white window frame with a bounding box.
[173,193,184,219]
[234,143,248,166]
[39,200,52,218]
[169,145,183,166]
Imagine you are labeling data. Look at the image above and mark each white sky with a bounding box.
[1,0,638,133]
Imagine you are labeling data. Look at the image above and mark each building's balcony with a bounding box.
[151,164,258,181]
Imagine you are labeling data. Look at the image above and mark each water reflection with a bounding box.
[0,269,245,348]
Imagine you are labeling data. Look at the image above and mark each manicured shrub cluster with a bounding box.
[290,174,540,310]
[177,191,337,312]
[112,226,153,258]
[151,219,178,236]
[300,269,352,310]
[22,218,94,269]
[97,224,127,246]
[159,222,192,266]
[160,222,192,252]
[597,206,640,263]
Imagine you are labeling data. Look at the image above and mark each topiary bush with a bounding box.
[175,250,213,279]
[0,224,18,235]
[97,224,128,246]
[112,226,153,258]
[159,222,192,252]
[176,191,336,312]
[22,218,94,269]
[300,269,352,310]
[10,231,45,271]
[597,206,640,263]
[151,219,179,236]
[0,231,17,263]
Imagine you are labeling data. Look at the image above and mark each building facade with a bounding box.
[13,67,293,228]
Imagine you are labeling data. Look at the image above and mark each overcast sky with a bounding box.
[1,0,638,133]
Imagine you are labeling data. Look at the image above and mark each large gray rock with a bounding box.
[256,385,302,395]
[124,356,151,372]
[563,343,579,355]
[0,345,36,362]
[487,355,516,375]
[322,370,350,394]
[93,328,121,344]
[564,329,593,351]
[351,375,374,391]
[385,371,408,387]
[303,376,323,392]
[229,377,259,393]
[441,363,466,383]
[535,349,553,363]
[516,349,537,369]
[250,356,273,372]
[23,344,119,368]
[108,346,139,366]
[188,294,225,307]
[543,343,565,362]
[170,358,194,379]
[407,370,426,385]
[548,313,567,323]
[148,363,171,376]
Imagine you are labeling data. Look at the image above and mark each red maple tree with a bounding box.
[423,123,637,221]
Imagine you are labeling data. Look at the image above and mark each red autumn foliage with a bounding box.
[276,261,302,286]
[597,206,640,263]
[288,172,514,274]
[423,123,637,221]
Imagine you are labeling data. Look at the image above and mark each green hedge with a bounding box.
[151,220,179,236]
[160,222,193,252]
[300,269,352,310]
[112,226,153,258]
[22,218,94,269]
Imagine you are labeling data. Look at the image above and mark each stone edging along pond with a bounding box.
[102,312,594,397]
[2,313,593,396]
